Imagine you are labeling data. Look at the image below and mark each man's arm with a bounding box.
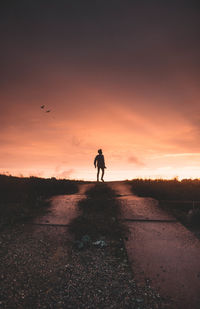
[102,155,106,168]
[94,156,97,168]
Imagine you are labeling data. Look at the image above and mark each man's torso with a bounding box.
[95,154,105,168]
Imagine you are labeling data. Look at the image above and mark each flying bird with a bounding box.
[40,105,52,114]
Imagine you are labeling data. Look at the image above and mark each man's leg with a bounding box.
[101,168,104,182]
[97,167,100,182]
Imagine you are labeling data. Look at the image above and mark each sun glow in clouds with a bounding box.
[0,1,200,180]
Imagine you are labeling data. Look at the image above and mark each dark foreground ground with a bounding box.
[2,177,200,308]
[0,183,165,309]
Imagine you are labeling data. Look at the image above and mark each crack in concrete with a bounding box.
[122,218,177,223]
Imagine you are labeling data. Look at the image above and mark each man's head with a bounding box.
[98,149,102,154]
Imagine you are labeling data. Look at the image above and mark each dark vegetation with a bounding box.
[69,183,127,242]
[0,174,79,228]
[128,178,200,228]
[129,178,200,200]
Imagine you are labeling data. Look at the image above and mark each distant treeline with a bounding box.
[128,178,200,201]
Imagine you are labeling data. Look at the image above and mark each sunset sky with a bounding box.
[1,1,200,181]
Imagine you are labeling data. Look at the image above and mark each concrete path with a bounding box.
[110,182,200,309]
[35,183,93,226]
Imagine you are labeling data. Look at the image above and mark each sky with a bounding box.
[1,0,200,181]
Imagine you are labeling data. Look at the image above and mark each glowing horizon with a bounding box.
[2,160,200,182]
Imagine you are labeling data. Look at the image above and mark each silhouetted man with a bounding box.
[94,149,106,182]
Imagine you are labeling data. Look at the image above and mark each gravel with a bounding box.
[0,223,171,308]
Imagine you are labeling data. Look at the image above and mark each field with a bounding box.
[0,174,79,228]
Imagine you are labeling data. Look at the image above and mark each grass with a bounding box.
[86,183,117,199]
[0,174,79,228]
[128,178,200,228]
[128,178,200,201]
[68,183,128,242]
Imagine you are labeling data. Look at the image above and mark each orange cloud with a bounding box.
[128,156,145,167]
